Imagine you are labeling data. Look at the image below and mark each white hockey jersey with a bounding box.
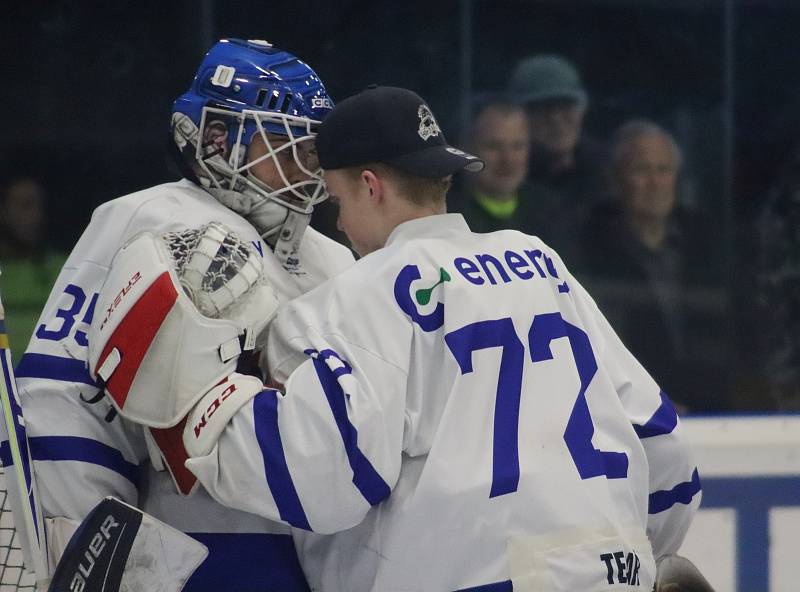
[187,214,702,592]
[15,179,355,591]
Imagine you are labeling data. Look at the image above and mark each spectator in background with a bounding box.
[448,96,578,258]
[0,177,67,364]
[757,146,800,410]
[575,120,728,412]
[507,54,606,213]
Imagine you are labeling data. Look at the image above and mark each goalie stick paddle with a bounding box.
[48,497,140,592]
[0,268,50,586]
[48,497,208,592]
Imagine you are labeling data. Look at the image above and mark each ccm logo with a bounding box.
[311,96,333,109]
[192,383,237,439]
[69,514,120,591]
[99,271,142,331]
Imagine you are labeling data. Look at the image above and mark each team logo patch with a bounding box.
[415,267,450,305]
[417,104,441,141]
[393,264,449,332]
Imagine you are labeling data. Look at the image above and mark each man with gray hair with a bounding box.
[574,119,728,412]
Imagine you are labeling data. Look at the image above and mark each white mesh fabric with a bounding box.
[162,226,203,277]
[163,222,264,319]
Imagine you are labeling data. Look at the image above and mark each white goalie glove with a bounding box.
[88,222,278,494]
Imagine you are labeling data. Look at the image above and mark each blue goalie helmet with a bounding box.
[171,39,334,238]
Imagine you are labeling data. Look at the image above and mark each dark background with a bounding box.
[4,0,799,409]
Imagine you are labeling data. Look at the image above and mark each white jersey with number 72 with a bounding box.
[187,213,702,592]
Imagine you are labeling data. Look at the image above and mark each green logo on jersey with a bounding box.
[414,267,451,305]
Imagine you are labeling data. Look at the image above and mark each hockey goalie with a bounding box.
[18,38,354,592]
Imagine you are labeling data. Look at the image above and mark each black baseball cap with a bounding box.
[316,85,484,178]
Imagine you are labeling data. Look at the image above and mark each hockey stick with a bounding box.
[47,497,207,592]
[0,268,50,587]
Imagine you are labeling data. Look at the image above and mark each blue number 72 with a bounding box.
[444,312,628,498]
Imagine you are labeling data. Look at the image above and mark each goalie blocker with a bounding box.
[148,373,269,494]
[87,223,280,494]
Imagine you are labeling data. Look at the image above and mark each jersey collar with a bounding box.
[385,213,470,247]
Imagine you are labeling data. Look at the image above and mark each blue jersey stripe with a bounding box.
[185,532,309,592]
[0,351,42,543]
[27,435,140,486]
[15,353,97,386]
[649,467,702,514]
[633,391,678,439]
[310,354,391,506]
[0,441,9,467]
[456,580,513,592]
[253,390,311,530]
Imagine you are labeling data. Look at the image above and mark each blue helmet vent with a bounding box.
[256,88,268,107]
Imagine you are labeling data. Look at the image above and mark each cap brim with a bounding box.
[385,145,484,178]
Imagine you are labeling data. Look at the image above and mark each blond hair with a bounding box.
[342,163,451,207]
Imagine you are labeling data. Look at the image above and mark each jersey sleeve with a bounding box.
[16,206,151,525]
[187,278,409,534]
[19,378,145,517]
[568,273,702,559]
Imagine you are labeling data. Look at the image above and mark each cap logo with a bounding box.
[417,104,441,141]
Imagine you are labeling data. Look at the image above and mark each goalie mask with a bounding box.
[171,39,334,263]
[87,222,279,428]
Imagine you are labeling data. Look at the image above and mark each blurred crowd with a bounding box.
[0,177,66,366]
[1,52,797,415]
[314,53,796,415]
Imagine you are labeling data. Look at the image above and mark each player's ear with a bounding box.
[361,169,384,203]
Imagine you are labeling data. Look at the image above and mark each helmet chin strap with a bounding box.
[248,198,310,265]
[270,209,310,265]
[207,186,310,268]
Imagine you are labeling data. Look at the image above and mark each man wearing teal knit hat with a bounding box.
[508,53,606,216]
